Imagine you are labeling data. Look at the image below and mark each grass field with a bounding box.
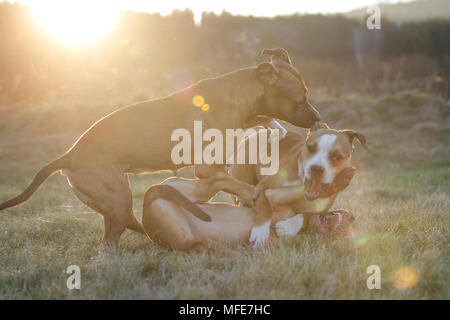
[0,90,448,299]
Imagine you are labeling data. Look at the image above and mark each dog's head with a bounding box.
[298,122,368,201]
[253,48,321,128]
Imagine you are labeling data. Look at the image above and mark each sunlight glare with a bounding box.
[31,1,118,45]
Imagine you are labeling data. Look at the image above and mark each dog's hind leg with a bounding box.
[143,199,202,252]
[195,165,258,206]
[142,198,232,255]
[66,165,146,248]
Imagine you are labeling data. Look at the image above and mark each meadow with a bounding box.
[0,87,448,299]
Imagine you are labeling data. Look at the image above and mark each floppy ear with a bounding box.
[253,62,278,86]
[261,48,291,64]
[341,130,369,150]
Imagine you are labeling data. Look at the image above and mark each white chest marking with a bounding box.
[304,134,337,184]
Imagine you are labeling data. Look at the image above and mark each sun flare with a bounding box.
[31,1,118,45]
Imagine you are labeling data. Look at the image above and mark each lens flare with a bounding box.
[355,235,369,247]
[347,229,370,248]
[391,266,420,290]
[201,104,210,111]
[192,95,205,107]
[279,168,287,178]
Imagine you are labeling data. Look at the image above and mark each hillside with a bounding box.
[344,0,450,23]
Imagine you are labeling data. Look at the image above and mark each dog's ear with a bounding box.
[341,130,369,150]
[261,48,291,64]
[253,62,278,86]
[306,122,329,140]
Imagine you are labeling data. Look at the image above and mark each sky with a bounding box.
[12,0,415,44]
[17,0,415,21]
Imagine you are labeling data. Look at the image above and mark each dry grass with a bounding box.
[0,89,448,299]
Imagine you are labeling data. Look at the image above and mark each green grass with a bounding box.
[0,90,449,299]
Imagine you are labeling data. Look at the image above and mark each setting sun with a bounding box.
[30,1,118,45]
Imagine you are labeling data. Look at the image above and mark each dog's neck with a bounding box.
[185,67,265,130]
[216,68,266,126]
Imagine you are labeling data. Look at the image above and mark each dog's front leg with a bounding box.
[249,184,304,247]
[249,221,271,248]
[249,185,273,248]
[264,185,306,239]
[194,164,226,179]
[275,214,304,237]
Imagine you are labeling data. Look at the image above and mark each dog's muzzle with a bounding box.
[304,167,356,201]
[292,100,322,129]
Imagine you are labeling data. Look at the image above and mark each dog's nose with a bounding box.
[310,165,324,178]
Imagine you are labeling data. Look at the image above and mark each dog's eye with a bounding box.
[331,153,343,161]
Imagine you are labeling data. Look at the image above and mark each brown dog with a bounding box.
[0,48,321,248]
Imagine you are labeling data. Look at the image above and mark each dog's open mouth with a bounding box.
[304,178,329,201]
[304,167,357,201]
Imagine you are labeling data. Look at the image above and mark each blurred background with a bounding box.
[1,0,449,107]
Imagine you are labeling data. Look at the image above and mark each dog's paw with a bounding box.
[249,221,271,248]
[239,185,259,207]
[275,214,304,237]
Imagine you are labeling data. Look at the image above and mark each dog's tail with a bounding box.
[143,184,211,222]
[0,153,71,211]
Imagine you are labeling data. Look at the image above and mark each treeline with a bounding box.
[0,2,449,106]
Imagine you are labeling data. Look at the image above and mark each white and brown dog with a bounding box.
[231,121,367,247]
